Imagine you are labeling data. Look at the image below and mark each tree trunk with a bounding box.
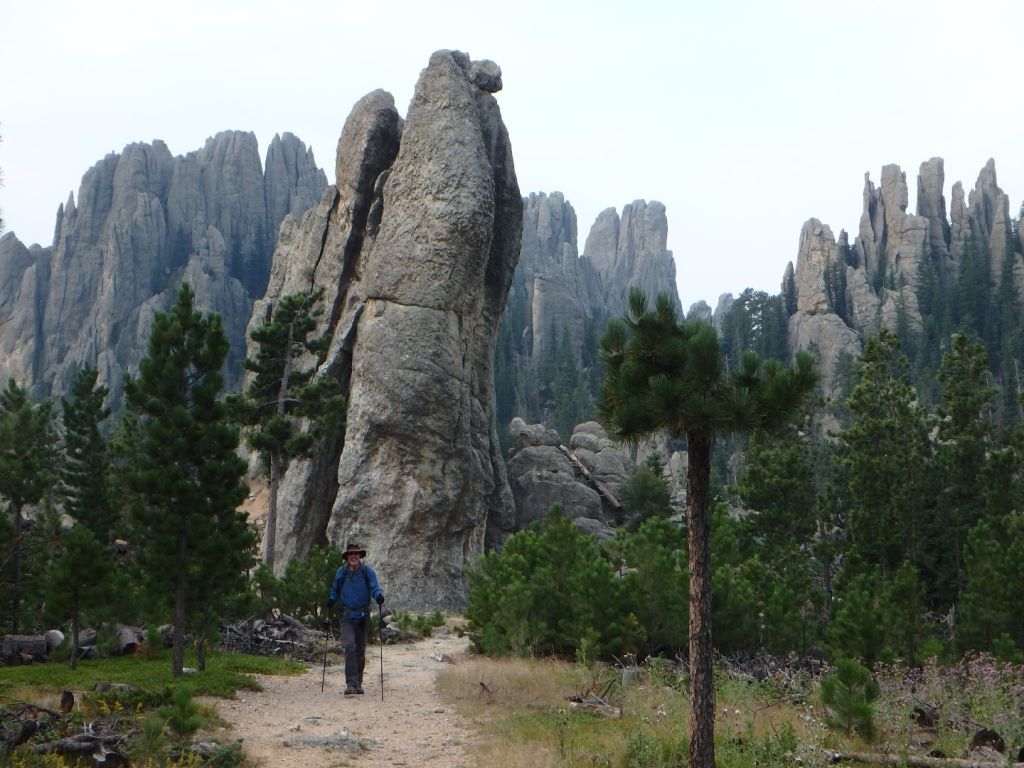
[264,316,296,574]
[197,606,209,671]
[11,506,23,634]
[686,430,715,768]
[69,599,79,671]
[266,453,279,572]
[172,531,187,677]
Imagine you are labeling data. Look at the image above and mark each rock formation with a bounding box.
[785,158,1024,400]
[498,194,682,432]
[583,200,682,320]
[262,51,521,610]
[0,132,326,404]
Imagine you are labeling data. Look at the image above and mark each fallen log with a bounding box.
[833,751,1024,768]
[2,634,48,663]
[31,732,126,757]
[564,693,622,719]
[558,445,623,513]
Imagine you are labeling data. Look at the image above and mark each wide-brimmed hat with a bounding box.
[344,543,367,558]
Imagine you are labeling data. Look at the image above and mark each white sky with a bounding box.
[2,0,1023,311]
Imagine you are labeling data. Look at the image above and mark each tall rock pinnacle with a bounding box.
[262,51,522,609]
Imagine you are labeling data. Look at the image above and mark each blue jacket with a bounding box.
[329,563,383,619]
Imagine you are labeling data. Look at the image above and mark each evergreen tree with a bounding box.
[882,560,926,665]
[550,328,581,442]
[820,658,880,740]
[466,508,631,658]
[837,330,933,575]
[617,453,674,528]
[957,515,1024,653]
[827,569,888,667]
[48,367,119,663]
[231,288,344,571]
[59,367,114,540]
[619,515,688,655]
[124,283,250,676]
[0,380,57,632]
[45,524,113,669]
[932,333,995,602]
[598,288,817,768]
[737,424,816,553]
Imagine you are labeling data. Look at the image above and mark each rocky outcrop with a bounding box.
[506,417,603,526]
[509,192,593,367]
[687,300,713,323]
[582,200,682,319]
[0,132,326,404]
[265,51,521,610]
[786,158,1024,399]
[498,195,682,430]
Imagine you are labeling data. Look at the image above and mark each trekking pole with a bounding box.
[378,603,385,702]
[320,619,330,693]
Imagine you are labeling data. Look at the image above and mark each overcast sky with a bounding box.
[2,0,1022,311]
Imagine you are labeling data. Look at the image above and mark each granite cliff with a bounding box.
[0,132,326,404]
[259,51,521,610]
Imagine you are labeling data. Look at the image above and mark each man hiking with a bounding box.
[327,543,384,695]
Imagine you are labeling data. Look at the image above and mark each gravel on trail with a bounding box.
[207,630,479,768]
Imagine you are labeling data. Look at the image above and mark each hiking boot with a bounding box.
[344,685,357,695]
[355,686,364,694]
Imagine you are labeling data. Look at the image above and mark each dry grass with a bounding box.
[438,655,584,710]
[437,654,844,768]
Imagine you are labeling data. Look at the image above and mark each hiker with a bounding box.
[327,543,384,695]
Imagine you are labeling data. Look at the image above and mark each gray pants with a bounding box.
[340,615,370,688]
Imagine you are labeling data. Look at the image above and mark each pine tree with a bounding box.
[0,380,57,633]
[48,367,118,664]
[827,570,888,667]
[820,658,880,740]
[838,330,933,575]
[617,453,674,528]
[598,288,817,768]
[59,367,114,540]
[932,333,995,603]
[738,424,816,553]
[550,329,581,442]
[124,283,251,676]
[231,288,344,571]
[45,525,113,669]
[619,516,688,654]
[882,560,926,665]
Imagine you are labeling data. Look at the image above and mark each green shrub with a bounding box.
[618,453,673,527]
[391,611,445,638]
[618,517,688,656]
[820,658,880,740]
[159,685,202,739]
[466,507,633,659]
[90,684,173,712]
[254,544,346,626]
[129,711,170,765]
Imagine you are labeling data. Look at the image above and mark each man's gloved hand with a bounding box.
[376,594,385,606]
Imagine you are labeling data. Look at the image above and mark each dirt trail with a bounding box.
[208,631,478,767]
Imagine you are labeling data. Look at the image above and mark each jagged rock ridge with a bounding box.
[0,132,326,404]
[499,193,682,435]
[785,158,1023,399]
